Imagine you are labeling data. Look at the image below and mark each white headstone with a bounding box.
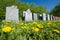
[53,16,55,20]
[51,15,53,20]
[33,13,38,21]
[47,14,50,20]
[23,9,32,21]
[6,6,19,22]
[42,13,46,20]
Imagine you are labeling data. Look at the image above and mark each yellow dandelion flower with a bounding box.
[32,22,37,24]
[37,24,43,28]
[2,26,12,33]
[53,29,60,33]
[32,27,39,32]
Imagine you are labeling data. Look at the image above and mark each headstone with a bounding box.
[6,6,19,22]
[33,13,38,21]
[52,16,56,20]
[55,17,59,20]
[58,17,60,20]
[59,18,60,20]
[23,9,32,21]
[51,15,53,20]
[55,17,57,20]
[42,13,46,20]
[47,14,50,20]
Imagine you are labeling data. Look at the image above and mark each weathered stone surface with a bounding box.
[33,13,38,21]
[42,13,46,20]
[23,9,32,21]
[6,6,19,22]
[47,14,50,20]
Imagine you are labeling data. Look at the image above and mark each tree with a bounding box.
[30,3,46,14]
[0,0,20,20]
[50,3,60,17]
[18,3,30,18]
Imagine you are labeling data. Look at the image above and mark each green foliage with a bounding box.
[50,3,60,17]
[0,20,60,40]
[30,5,46,14]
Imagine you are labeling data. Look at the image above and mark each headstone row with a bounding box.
[5,6,60,22]
[23,9,60,21]
[40,13,60,21]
